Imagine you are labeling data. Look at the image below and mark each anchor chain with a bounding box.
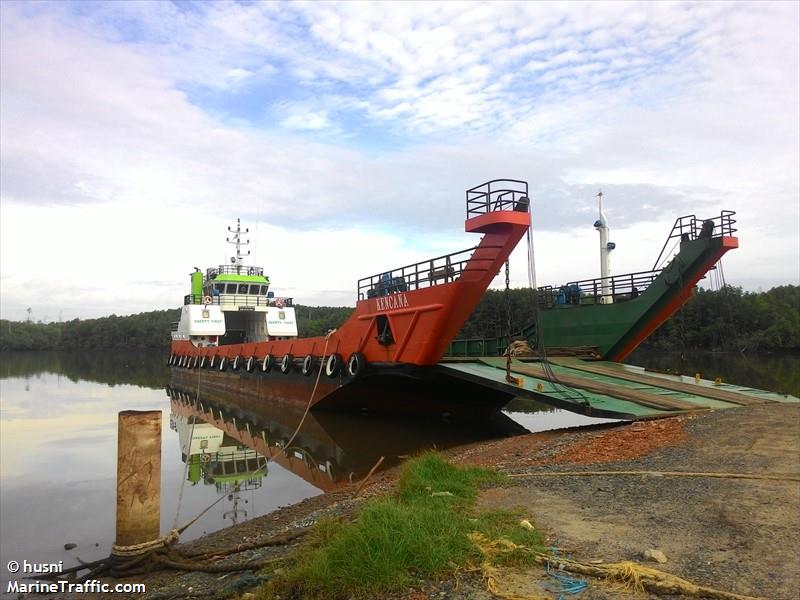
[504,259,513,381]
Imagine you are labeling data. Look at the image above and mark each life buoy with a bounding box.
[262,354,273,372]
[301,355,314,376]
[280,353,294,374]
[202,295,213,305]
[246,356,255,372]
[325,353,342,378]
[275,299,284,308]
[346,352,367,379]
[201,453,211,463]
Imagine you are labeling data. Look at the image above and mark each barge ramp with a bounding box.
[437,356,798,420]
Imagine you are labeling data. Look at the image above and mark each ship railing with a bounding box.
[184,294,294,307]
[358,246,478,301]
[466,179,530,218]
[652,210,737,270]
[538,269,663,308]
[206,265,265,278]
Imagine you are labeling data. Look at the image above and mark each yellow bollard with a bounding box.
[714,377,723,386]
[694,372,701,383]
[113,410,162,552]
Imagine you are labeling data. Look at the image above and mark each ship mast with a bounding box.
[226,218,250,274]
[594,190,615,304]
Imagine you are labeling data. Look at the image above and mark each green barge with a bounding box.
[447,211,739,361]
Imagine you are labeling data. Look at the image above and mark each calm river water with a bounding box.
[0,349,796,591]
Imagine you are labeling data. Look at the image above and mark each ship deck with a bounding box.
[437,356,798,420]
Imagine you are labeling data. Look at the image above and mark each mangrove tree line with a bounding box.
[1,286,796,353]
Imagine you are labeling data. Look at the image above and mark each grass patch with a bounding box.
[258,452,544,600]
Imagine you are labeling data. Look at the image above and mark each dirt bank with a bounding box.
[92,404,799,600]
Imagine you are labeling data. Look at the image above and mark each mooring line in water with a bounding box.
[171,329,337,537]
[59,330,350,581]
[507,470,800,482]
[171,371,203,531]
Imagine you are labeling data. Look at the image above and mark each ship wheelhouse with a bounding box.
[172,220,299,348]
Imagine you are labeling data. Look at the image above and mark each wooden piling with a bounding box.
[114,410,162,552]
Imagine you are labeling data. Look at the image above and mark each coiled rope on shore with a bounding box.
[470,532,767,600]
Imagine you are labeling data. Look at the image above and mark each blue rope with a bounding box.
[544,546,588,599]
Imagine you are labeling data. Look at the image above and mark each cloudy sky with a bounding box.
[1,1,798,321]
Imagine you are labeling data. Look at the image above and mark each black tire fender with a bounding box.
[262,354,273,372]
[325,353,342,378]
[346,352,367,379]
[280,353,294,374]
[301,355,314,376]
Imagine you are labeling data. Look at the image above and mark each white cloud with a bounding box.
[0,1,797,320]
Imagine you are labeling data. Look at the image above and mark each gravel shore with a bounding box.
[96,403,799,600]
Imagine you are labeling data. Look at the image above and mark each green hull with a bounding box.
[447,212,739,361]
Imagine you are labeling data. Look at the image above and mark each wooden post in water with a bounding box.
[113,410,161,553]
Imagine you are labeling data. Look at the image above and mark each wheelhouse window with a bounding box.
[214,283,224,294]
[225,283,237,294]
[238,284,248,294]
[249,284,261,295]
[260,285,269,295]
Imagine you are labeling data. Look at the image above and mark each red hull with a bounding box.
[171,210,530,369]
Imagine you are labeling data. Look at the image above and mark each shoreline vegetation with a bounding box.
[259,453,544,600]
[1,285,797,353]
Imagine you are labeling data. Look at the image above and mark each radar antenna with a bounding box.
[225,218,251,274]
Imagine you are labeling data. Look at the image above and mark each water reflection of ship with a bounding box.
[170,409,268,525]
[166,383,528,493]
[170,412,267,491]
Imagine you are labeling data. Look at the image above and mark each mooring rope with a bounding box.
[172,330,335,537]
[507,470,800,482]
[109,330,337,559]
[172,372,202,530]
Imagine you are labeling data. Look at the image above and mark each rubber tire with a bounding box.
[209,355,217,369]
[280,353,294,374]
[232,355,241,371]
[200,356,206,368]
[262,354,273,373]
[246,356,255,372]
[167,354,174,366]
[325,353,342,378]
[219,356,227,371]
[346,352,367,379]
[301,355,314,376]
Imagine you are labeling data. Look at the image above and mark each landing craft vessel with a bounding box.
[169,179,739,415]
